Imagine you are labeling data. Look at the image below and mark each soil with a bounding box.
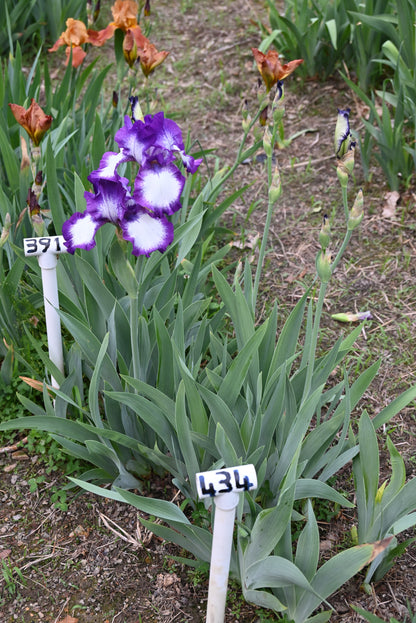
[1,0,416,622]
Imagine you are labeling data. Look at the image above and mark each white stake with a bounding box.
[24,236,67,389]
[196,464,257,623]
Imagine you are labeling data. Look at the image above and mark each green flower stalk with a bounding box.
[301,108,363,406]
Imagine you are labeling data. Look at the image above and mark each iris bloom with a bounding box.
[108,1,168,75]
[122,26,169,74]
[9,99,53,146]
[49,17,113,67]
[63,103,202,256]
[252,48,303,91]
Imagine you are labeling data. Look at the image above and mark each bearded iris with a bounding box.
[62,102,202,256]
[334,108,354,158]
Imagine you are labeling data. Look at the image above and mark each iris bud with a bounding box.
[269,163,282,204]
[316,248,332,283]
[319,215,331,250]
[347,189,364,230]
[334,108,351,159]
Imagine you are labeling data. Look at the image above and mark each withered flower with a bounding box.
[9,99,53,146]
[252,48,303,91]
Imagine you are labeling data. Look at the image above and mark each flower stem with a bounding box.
[341,184,349,221]
[252,125,277,310]
[301,280,328,406]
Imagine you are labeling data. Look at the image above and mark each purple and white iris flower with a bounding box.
[63,101,202,256]
[334,108,355,159]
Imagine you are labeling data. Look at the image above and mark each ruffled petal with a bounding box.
[115,115,156,164]
[179,150,203,174]
[153,113,185,152]
[88,150,129,186]
[65,45,87,68]
[62,212,102,253]
[84,178,129,223]
[133,162,185,215]
[121,207,174,256]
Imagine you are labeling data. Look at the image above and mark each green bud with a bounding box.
[269,164,282,204]
[347,189,364,230]
[316,248,332,283]
[242,113,252,133]
[318,215,331,250]
[242,100,251,132]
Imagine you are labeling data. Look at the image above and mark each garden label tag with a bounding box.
[23,235,67,389]
[196,464,257,499]
[23,235,67,257]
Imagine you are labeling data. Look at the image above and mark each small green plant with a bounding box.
[351,411,416,586]
[1,560,26,597]
[352,603,416,623]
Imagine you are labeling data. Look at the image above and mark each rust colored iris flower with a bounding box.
[137,38,169,77]
[252,48,303,91]
[9,99,53,146]
[49,18,113,67]
[123,26,169,75]
[110,0,139,30]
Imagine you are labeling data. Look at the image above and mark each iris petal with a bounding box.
[115,115,156,164]
[134,163,185,215]
[62,212,102,253]
[89,151,129,184]
[121,208,174,256]
[180,151,203,174]
[84,178,128,223]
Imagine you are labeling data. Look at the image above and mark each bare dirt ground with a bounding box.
[1,0,416,621]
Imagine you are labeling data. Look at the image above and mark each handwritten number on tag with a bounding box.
[198,475,216,497]
[38,237,51,252]
[234,470,254,491]
[217,470,233,494]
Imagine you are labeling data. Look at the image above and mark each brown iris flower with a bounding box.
[122,25,169,75]
[251,48,303,91]
[49,18,113,67]
[137,37,169,77]
[9,99,53,146]
[110,0,139,30]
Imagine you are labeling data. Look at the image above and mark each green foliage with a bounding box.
[1,559,26,597]
[0,0,86,55]
[352,603,416,623]
[265,0,394,86]
[263,0,416,189]
[352,411,416,585]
